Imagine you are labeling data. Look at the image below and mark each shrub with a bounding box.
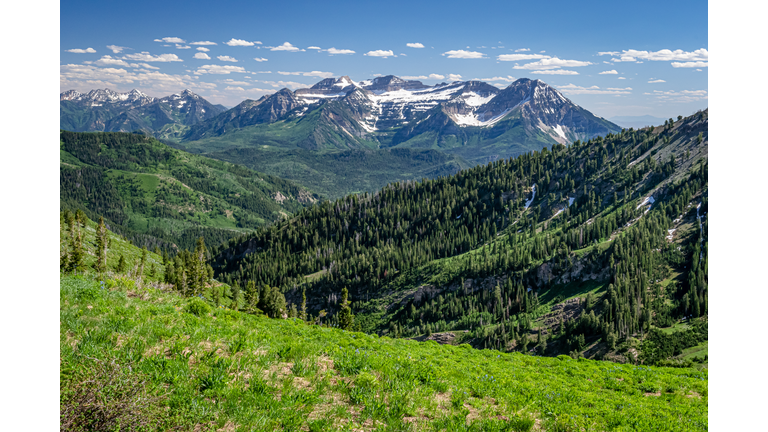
[184,297,211,317]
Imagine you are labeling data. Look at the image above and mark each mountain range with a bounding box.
[61,77,623,198]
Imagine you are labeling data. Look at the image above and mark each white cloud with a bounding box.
[307,46,321,50]
[556,84,632,95]
[196,47,210,52]
[191,41,217,46]
[225,38,258,47]
[195,64,247,74]
[672,61,708,68]
[60,64,218,94]
[135,63,159,70]
[365,50,395,58]
[532,70,580,75]
[194,52,211,60]
[217,55,238,62]
[618,77,626,80]
[448,74,463,81]
[175,44,191,49]
[94,55,130,67]
[601,48,708,62]
[154,37,185,44]
[254,57,268,62]
[66,47,96,53]
[406,43,425,48]
[123,52,182,62]
[277,70,334,78]
[224,86,245,91]
[513,57,592,70]
[497,53,549,61]
[401,74,445,80]
[644,89,708,102]
[325,47,355,55]
[221,79,251,86]
[442,50,485,59]
[474,75,516,82]
[599,70,618,75]
[106,45,128,54]
[648,79,666,83]
[514,48,530,52]
[271,42,300,52]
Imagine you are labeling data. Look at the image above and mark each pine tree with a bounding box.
[138,247,148,284]
[94,217,109,274]
[338,287,354,330]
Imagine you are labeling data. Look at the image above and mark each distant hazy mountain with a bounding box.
[60,89,227,137]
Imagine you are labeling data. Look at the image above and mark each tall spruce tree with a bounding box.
[338,287,354,330]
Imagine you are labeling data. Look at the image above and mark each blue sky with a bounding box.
[60,0,708,118]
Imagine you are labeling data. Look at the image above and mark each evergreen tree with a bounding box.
[300,288,308,321]
[117,254,127,273]
[94,216,109,274]
[338,287,354,330]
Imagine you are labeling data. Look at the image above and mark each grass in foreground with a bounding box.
[61,274,707,431]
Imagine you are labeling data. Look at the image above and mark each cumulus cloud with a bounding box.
[224,86,245,91]
[154,37,185,44]
[618,77,626,80]
[448,74,463,81]
[106,45,129,54]
[602,48,708,62]
[175,44,191,49]
[599,70,618,74]
[442,50,485,59]
[226,38,259,47]
[401,74,445,80]
[123,52,182,62]
[277,70,334,78]
[556,84,632,95]
[307,46,321,50]
[406,43,425,48]
[644,89,707,102]
[474,76,516,82]
[514,48,530,52]
[217,55,238,62]
[94,55,130,67]
[531,70,580,75]
[60,64,217,94]
[221,79,251,86]
[326,47,355,55]
[365,50,395,58]
[254,57,268,62]
[672,61,708,68]
[66,47,96,53]
[648,79,666,83]
[195,64,247,74]
[271,42,301,51]
[196,47,210,52]
[194,53,211,60]
[497,53,549,61]
[191,41,217,46]
[513,57,592,70]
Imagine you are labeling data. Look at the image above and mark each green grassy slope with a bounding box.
[60,130,317,251]
[60,273,707,431]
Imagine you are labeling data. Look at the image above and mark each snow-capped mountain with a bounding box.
[60,88,226,136]
[180,76,619,162]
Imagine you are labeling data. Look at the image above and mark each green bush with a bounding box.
[184,297,211,317]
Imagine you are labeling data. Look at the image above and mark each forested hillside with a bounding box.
[210,111,708,364]
[60,131,317,251]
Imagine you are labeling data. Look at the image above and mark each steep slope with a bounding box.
[60,273,707,431]
[60,131,317,250]
[210,110,708,363]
